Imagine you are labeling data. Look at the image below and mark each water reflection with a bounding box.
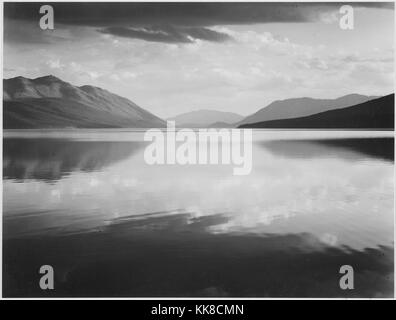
[2,131,394,297]
[3,138,143,181]
[262,138,394,162]
[4,210,393,297]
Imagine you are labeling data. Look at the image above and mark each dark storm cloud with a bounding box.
[4,2,394,43]
[100,25,232,43]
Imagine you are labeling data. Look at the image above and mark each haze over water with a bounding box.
[3,130,394,297]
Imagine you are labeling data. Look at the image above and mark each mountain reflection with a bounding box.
[261,137,394,162]
[3,138,143,182]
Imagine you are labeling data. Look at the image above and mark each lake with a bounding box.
[2,129,394,297]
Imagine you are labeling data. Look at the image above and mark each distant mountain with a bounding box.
[237,94,378,127]
[3,75,165,128]
[239,94,394,130]
[207,121,235,128]
[168,109,243,128]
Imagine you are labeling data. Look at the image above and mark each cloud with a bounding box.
[5,2,393,26]
[4,2,393,43]
[100,25,232,43]
[3,18,83,45]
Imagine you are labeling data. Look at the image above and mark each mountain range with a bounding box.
[3,75,394,130]
[167,109,243,128]
[239,94,394,130]
[4,75,165,128]
[236,94,378,127]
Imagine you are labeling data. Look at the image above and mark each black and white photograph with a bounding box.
[1,1,395,302]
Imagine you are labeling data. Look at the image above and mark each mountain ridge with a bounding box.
[168,109,243,127]
[4,75,165,128]
[239,94,394,130]
[237,94,379,126]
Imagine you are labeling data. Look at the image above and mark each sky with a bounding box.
[3,2,394,118]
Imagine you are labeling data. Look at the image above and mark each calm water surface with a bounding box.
[3,130,394,297]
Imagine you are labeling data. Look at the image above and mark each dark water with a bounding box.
[3,130,394,297]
